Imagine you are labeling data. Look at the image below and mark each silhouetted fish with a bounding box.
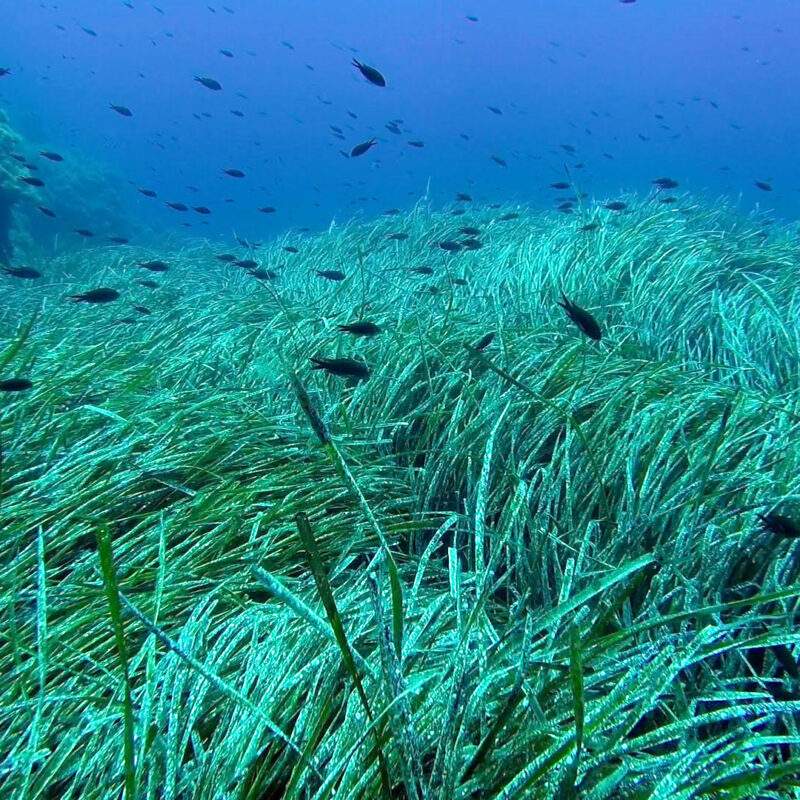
[222,168,245,178]
[40,151,63,162]
[351,138,377,157]
[19,176,44,187]
[107,236,129,244]
[74,228,94,237]
[755,181,772,192]
[0,378,32,392]
[110,104,133,116]
[310,357,370,380]
[558,292,602,340]
[258,206,276,213]
[352,58,386,86]
[195,76,222,90]
[70,287,120,303]
[193,206,212,214]
[38,206,56,218]
[3,266,42,279]
[138,188,157,197]
[337,321,381,336]
[166,202,188,211]
[315,269,346,281]
[140,260,169,272]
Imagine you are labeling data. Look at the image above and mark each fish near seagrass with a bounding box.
[310,357,370,381]
[757,512,800,539]
[558,292,602,340]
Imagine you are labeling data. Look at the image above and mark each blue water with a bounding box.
[1,0,798,247]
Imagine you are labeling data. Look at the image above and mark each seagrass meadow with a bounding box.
[1,196,800,800]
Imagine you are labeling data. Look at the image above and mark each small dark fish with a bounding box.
[337,321,381,336]
[283,246,299,253]
[408,140,425,148]
[461,238,482,250]
[248,268,278,280]
[550,181,570,190]
[82,26,97,36]
[10,153,26,163]
[652,177,679,189]
[315,269,346,281]
[487,106,502,115]
[579,222,600,231]
[386,233,409,241]
[499,212,519,221]
[234,259,258,269]
[70,287,120,304]
[140,260,169,272]
[459,227,480,236]
[219,49,234,57]
[437,241,462,252]
[0,378,33,392]
[107,236,129,244]
[757,512,800,538]
[411,266,434,275]
[351,138,377,157]
[192,206,212,214]
[604,201,627,211]
[558,292,602,340]
[19,176,44,187]
[456,193,472,202]
[40,151,63,162]
[3,266,42,279]
[37,206,56,218]
[166,202,188,211]
[453,278,468,286]
[755,181,772,192]
[560,144,576,153]
[222,168,245,178]
[473,332,495,350]
[310,356,370,380]
[466,15,479,21]
[659,197,677,204]
[74,228,94,237]
[138,188,157,197]
[136,279,159,289]
[132,305,151,315]
[195,76,222,90]
[352,58,386,87]
[491,155,507,167]
[230,109,244,118]
[258,206,276,213]
[216,253,237,262]
[110,104,133,116]
[0,68,11,77]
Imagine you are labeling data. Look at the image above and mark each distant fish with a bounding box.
[138,188,157,197]
[192,206,212,214]
[40,151,63,162]
[222,168,245,178]
[315,269,346,281]
[110,104,133,116]
[579,222,600,231]
[411,266,433,275]
[132,305,151,315]
[461,238,482,250]
[487,106,502,115]
[219,49,234,57]
[140,260,169,272]
[499,212,519,221]
[166,202,188,211]
[456,192,472,202]
[550,181,570,190]
[652,177,679,189]
[337,321,381,336]
[216,253,237,262]
[70,287,120,303]
[386,232,409,240]
[0,68,11,77]
[408,140,425,147]
[74,228,94,237]
[437,241,462,252]
[754,180,773,192]
[107,236,129,244]
[283,246,299,253]
[195,75,222,90]
[3,266,42,279]
[258,206,276,213]
[561,144,576,153]
[310,356,370,380]
[350,138,377,157]
[136,279,159,288]
[81,26,97,36]
[248,268,278,280]
[352,58,386,87]
[604,201,627,211]
[558,292,602,340]
[491,155,507,166]
[757,512,800,538]
[37,206,56,218]
[19,176,44,187]
[472,332,495,350]
[459,227,481,236]
[233,259,258,269]
[465,15,479,21]
[0,378,32,392]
